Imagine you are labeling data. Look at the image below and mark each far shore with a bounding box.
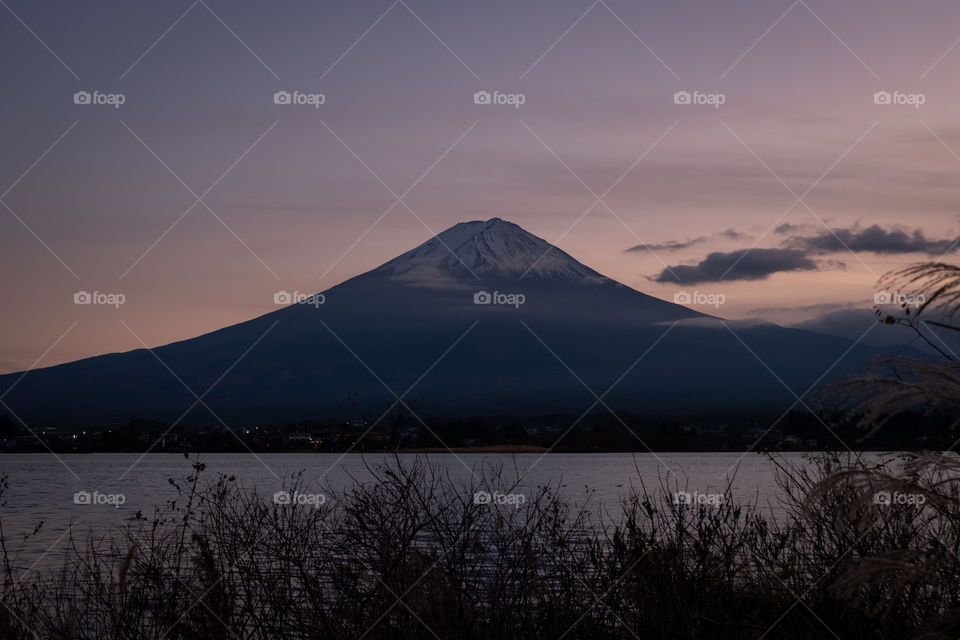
[1,446,937,454]
[398,445,549,453]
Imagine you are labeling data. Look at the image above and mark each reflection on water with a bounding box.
[0,451,835,569]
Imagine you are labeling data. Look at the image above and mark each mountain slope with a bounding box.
[0,219,896,425]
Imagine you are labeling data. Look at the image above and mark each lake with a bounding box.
[0,451,865,569]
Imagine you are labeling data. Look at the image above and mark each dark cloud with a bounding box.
[787,224,959,255]
[627,237,707,252]
[628,228,751,253]
[644,222,953,285]
[719,228,751,240]
[774,223,801,234]
[654,248,821,284]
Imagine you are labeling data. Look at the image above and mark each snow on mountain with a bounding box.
[371,218,611,285]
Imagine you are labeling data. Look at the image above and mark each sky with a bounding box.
[3,0,960,372]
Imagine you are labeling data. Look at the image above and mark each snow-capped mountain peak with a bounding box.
[372,218,609,285]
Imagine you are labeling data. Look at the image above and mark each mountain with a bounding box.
[374,218,610,283]
[0,218,897,425]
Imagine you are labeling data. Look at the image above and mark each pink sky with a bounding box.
[2,0,960,372]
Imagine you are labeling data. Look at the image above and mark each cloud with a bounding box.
[774,223,802,234]
[785,307,960,354]
[653,248,821,284]
[719,228,751,241]
[628,237,707,252]
[749,301,857,320]
[788,307,879,338]
[743,301,960,354]
[389,266,471,291]
[627,228,752,253]
[787,224,959,255]
[661,317,775,330]
[645,222,955,285]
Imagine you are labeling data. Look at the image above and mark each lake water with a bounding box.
[0,451,854,569]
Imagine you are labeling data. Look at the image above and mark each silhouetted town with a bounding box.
[0,410,937,453]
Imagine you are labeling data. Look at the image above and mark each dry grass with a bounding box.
[1,452,959,639]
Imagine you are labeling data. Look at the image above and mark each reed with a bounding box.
[1,452,958,639]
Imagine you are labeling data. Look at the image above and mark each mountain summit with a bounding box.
[371,218,609,284]
[0,219,901,424]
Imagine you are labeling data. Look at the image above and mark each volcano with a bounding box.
[1,218,892,425]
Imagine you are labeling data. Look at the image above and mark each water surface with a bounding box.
[0,451,830,569]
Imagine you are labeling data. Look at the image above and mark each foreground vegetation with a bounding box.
[1,452,960,639]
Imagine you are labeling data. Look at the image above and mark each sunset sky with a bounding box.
[3,0,960,372]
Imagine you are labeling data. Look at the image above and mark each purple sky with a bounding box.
[2,0,960,372]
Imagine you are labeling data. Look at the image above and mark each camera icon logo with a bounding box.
[873,290,892,305]
[274,91,291,105]
[274,291,292,305]
[473,91,491,105]
[673,291,692,305]
[473,491,492,505]
[873,91,892,105]
[473,291,492,305]
[74,91,91,105]
[673,491,692,504]
[73,490,92,505]
[273,491,292,505]
[673,91,692,105]
[74,291,92,304]
[872,491,891,506]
